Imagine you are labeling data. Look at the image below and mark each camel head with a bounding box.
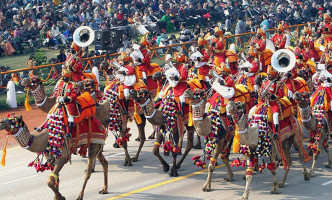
[80,78,96,93]
[21,75,42,91]
[226,100,245,121]
[255,73,266,88]
[152,71,166,84]
[129,88,152,104]
[184,88,205,104]
[293,91,310,108]
[0,114,24,135]
[297,69,310,81]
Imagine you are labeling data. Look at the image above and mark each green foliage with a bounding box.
[33,49,48,66]
[0,99,11,110]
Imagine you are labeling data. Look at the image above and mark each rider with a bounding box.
[317,13,332,43]
[160,51,189,116]
[137,37,152,85]
[54,66,81,139]
[250,28,267,72]
[65,42,85,82]
[118,52,136,115]
[271,24,287,50]
[320,41,332,74]
[259,65,286,139]
[212,27,226,63]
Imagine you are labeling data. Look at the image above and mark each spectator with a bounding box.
[51,24,68,49]
[57,49,67,62]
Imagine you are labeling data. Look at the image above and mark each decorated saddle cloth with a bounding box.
[253,97,293,123]
[49,92,96,124]
[135,63,161,79]
[310,87,332,112]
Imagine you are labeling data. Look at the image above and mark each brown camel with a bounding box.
[20,76,110,128]
[227,101,311,200]
[294,91,332,176]
[185,88,234,191]
[129,88,195,177]
[0,115,108,200]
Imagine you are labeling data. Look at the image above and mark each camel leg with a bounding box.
[178,130,185,155]
[193,133,202,149]
[202,138,225,192]
[48,149,69,200]
[132,115,146,162]
[221,146,233,182]
[122,140,132,166]
[322,141,332,169]
[176,126,194,169]
[241,155,253,200]
[152,130,169,173]
[170,131,180,177]
[97,147,108,194]
[278,139,291,188]
[310,152,319,177]
[293,135,311,181]
[77,144,103,200]
[148,125,157,139]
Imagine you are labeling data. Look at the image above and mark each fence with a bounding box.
[0,22,315,88]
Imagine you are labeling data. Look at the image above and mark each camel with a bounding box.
[185,88,234,191]
[0,115,108,200]
[227,100,311,200]
[129,88,195,177]
[20,76,110,128]
[294,91,332,176]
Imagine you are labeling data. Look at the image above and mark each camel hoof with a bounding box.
[131,157,138,162]
[76,196,83,200]
[193,144,202,149]
[202,184,211,192]
[169,166,178,177]
[270,189,280,194]
[325,164,332,168]
[239,196,248,200]
[123,159,133,167]
[163,163,170,173]
[99,188,108,194]
[148,135,155,139]
[135,137,140,142]
[113,143,120,148]
[224,177,233,182]
[278,183,285,188]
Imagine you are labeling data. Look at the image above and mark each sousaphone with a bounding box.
[73,26,95,47]
[271,49,296,72]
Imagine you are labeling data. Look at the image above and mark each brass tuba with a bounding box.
[73,26,95,47]
[271,49,296,73]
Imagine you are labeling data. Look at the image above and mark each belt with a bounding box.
[215,50,224,53]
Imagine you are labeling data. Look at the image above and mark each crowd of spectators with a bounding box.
[0,0,332,58]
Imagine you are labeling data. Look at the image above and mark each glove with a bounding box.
[64,97,71,103]
[57,97,64,103]
[174,76,179,81]
[270,94,277,100]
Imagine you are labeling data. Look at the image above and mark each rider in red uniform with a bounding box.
[272,24,287,50]
[212,27,226,63]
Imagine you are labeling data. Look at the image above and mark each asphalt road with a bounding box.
[1,122,332,200]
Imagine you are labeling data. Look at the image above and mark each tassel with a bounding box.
[134,102,142,124]
[232,129,240,153]
[25,90,32,111]
[1,135,8,167]
[188,104,193,126]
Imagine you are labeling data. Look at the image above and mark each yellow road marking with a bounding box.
[106,163,226,200]
[107,138,311,200]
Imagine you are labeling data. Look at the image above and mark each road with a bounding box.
[1,122,332,200]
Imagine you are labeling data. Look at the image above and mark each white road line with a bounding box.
[106,151,132,158]
[321,180,332,186]
[1,174,38,185]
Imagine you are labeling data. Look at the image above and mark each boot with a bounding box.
[66,122,74,139]
[273,124,279,140]
[227,115,234,131]
[178,102,185,116]
[124,99,129,115]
